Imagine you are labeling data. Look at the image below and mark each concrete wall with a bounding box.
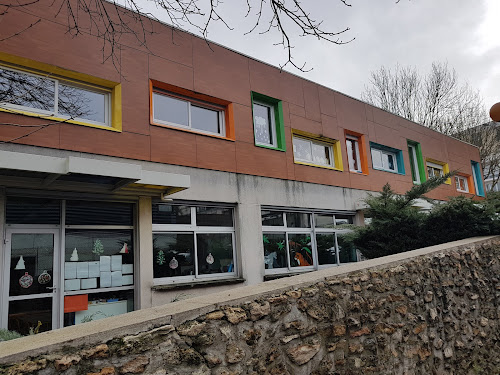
[1,236,498,375]
[0,0,483,201]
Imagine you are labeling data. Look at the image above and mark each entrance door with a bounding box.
[2,229,60,335]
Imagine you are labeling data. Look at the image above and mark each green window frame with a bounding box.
[251,92,286,151]
[407,140,426,184]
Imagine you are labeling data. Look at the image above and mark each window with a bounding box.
[407,141,425,184]
[152,203,236,283]
[293,136,334,168]
[0,64,118,130]
[455,175,469,193]
[346,135,362,172]
[261,209,356,275]
[471,161,485,197]
[370,142,405,175]
[251,92,286,151]
[427,161,443,178]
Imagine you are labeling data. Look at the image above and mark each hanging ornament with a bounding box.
[119,243,129,254]
[169,257,179,269]
[92,239,104,255]
[206,253,214,265]
[156,250,166,265]
[19,272,33,289]
[70,248,79,261]
[38,270,51,285]
[14,256,26,270]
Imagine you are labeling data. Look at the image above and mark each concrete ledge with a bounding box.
[0,235,497,364]
[152,277,246,291]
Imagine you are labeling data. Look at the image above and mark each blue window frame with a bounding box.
[471,161,485,197]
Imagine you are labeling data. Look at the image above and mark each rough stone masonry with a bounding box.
[1,238,499,375]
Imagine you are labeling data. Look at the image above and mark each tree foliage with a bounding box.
[352,172,499,259]
[361,62,500,190]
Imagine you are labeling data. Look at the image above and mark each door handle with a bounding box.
[46,286,57,290]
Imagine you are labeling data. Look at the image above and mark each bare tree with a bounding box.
[362,62,500,191]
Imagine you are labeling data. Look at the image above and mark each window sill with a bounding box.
[372,166,404,175]
[255,143,286,152]
[151,121,235,141]
[151,277,245,291]
[294,161,342,171]
[0,107,121,132]
[264,272,311,281]
[349,170,368,176]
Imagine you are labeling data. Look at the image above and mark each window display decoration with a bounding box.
[19,272,34,288]
[169,257,179,269]
[70,248,79,261]
[206,253,215,265]
[92,239,104,255]
[14,255,26,270]
[38,270,51,285]
[119,243,129,254]
[156,250,166,265]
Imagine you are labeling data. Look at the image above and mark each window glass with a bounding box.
[289,233,313,267]
[315,213,335,228]
[311,142,332,166]
[408,144,420,183]
[197,233,234,275]
[335,215,354,227]
[66,201,133,226]
[153,92,189,126]
[286,212,311,228]
[153,233,194,278]
[153,204,191,225]
[263,233,287,269]
[196,206,233,227]
[9,298,52,335]
[6,197,60,224]
[262,210,284,226]
[371,148,383,169]
[346,137,360,171]
[316,233,336,265]
[253,103,274,145]
[0,67,55,112]
[338,232,357,263]
[455,176,468,192]
[191,105,220,134]
[293,137,312,161]
[384,153,396,170]
[58,84,107,124]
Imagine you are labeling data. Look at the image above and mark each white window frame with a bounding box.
[0,65,111,127]
[292,136,334,168]
[262,210,355,276]
[408,144,421,184]
[371,147,398,172]
[253,100,277,147]
[346,135,362,172]
[152,204,237,285]
[152,90,226,137]
[455,176,469,193]
[427,161,444,178]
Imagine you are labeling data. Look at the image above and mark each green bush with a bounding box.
[0,328,22,341]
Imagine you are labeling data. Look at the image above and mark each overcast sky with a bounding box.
[141,0,500,111]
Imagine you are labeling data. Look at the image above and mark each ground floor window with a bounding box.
[152,203,236,284]
[261,209,356,275]
[3,197,135,335]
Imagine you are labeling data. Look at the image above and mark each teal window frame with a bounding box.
[369,142,405,175]
[471,161,485,197]
[407,140,426,184]
[251,92,286,151]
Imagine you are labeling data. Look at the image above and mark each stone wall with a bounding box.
[1,237,499,375]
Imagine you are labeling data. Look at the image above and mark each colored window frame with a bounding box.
[152,203,237,284]
[471,161,485,197]
[291,129,343,171]
[150,80,235,140]
[251,92,286,151]
[407,140,426,184]
[345,130,369,174]
[455,175,469,193]
[426,159,451,184]
[261,209,357,276]
[0,52,122,132]
[369,142,405,175]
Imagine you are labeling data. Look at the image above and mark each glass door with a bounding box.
[2,229,60,335]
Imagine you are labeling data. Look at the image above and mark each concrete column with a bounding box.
[137,196,153,309]
[0,188,6,327]
[354,210,365,227]
[236,203,265,286]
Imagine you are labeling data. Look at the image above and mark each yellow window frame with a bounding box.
[291,129,343,171]
[425,158,451,184]
[0,52,122,132]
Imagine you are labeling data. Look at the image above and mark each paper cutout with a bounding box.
[14,256,26,270]
[119,243,129,254]
[169,257,179,269]
[38,270,51,284]
[70,248,79,261]
[19,272,33,288]
[206,253,214,265]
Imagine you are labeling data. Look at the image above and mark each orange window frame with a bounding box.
[344,130,369,175]
[150,80,235,141]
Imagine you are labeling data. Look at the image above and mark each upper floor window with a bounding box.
[251,92,286,151]
[407,141,425,184]
[455,175,469,193]
[471,161,485,197]
[370,142,405,175]
[346,135,361,172]
[293,136,334,168]
[427,161,444,178]
[0,66,111,127]
[152,90,225,136]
